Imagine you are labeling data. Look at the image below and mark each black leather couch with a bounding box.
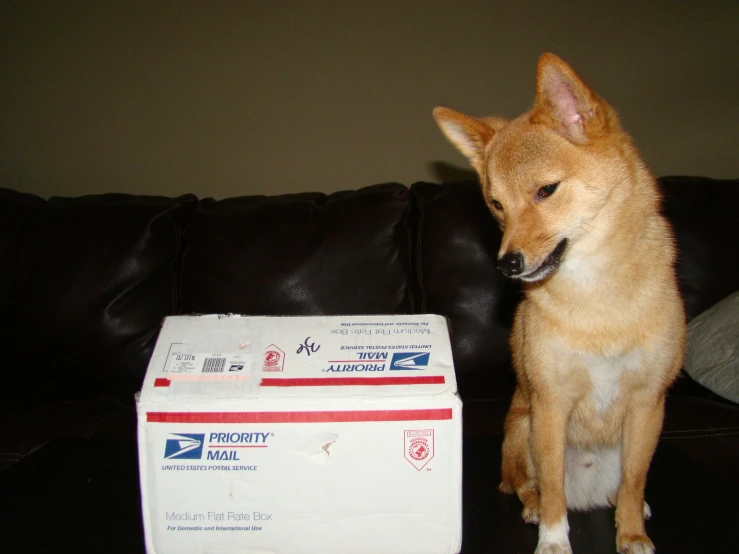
[1,176,738,553]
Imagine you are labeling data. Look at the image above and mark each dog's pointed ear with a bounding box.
[532,53,611,143]
[433,107,504,174]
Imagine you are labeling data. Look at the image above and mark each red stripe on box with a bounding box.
[154,378,171,387]
[147,408,453,424]
[260,376,444,387]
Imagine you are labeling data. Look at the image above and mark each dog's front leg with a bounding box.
[615,393,664,554]
[531,394,572,554]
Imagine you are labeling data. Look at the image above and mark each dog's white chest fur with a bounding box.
[561,348,644,509]
[583,348,642,412]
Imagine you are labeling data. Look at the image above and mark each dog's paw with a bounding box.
[536,520,571,554]
[617,533,655,554]
[535,542,572,554]
[643,501,652,520]
[522,503,540,524]
[517,487,540,524]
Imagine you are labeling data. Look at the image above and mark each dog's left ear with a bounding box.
[532,53,612,143]
[432,107,505,175]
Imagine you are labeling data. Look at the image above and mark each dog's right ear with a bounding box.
[433,107,502,175]
[532,53,611,144]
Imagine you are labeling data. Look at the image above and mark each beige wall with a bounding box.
[1,0,737,199]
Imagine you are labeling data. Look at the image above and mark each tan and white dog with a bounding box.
[433,53,685,554]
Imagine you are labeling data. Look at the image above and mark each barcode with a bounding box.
[202,357,226,373]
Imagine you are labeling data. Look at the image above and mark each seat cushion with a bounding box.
[0,393,136,472]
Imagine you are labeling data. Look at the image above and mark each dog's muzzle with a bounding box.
[497,238,569,282]
[497,251,524,277]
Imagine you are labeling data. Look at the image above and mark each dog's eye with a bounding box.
[491,200,503,211]
[537,182,560,199]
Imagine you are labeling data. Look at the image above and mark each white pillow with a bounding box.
[684,290,739,404]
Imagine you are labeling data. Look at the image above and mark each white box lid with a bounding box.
[138,314,458,403]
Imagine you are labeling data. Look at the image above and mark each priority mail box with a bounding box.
[137,314,462,554]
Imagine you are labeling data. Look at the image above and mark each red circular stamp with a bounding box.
[264,351,281,367]
[408,437,429,461]
[404,429,434,470]
[262,344,286,372]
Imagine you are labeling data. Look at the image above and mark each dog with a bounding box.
[433,53,685,554]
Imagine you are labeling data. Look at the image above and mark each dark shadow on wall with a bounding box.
[428,161,478,184]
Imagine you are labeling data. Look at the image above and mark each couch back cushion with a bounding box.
[660,176,739,321]
[0,189,44,344]
[180,184,413,316]
[12,194,197,389]
[411,182,519,398]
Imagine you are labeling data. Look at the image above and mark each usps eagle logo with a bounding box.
[404,429,434,471]
[164,433,205,459]
[390,352,430,370]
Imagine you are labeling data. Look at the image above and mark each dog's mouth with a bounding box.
[519,238,569,283]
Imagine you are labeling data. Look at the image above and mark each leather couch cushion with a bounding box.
[180,184,413,316]
[0,189,44,345]
[11,193,197,390]
[0,393,135,471]
[660,176,739,321]
[411,181,519,398]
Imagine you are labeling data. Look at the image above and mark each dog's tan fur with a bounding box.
[433,53,685,554]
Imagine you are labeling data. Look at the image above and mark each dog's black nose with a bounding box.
[497,251,524,277]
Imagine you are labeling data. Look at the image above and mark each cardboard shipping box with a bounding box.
[137,314,463,554]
